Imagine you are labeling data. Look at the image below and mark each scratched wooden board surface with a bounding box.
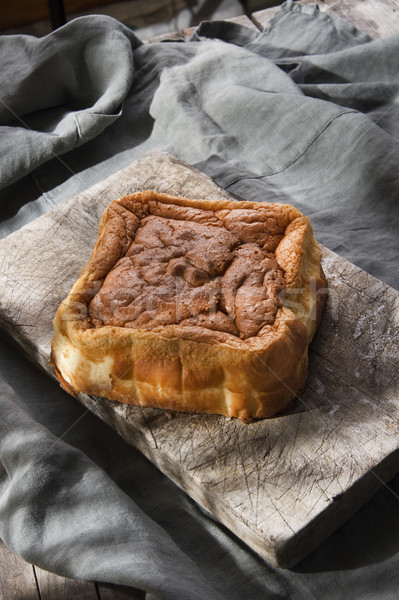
[0,150,398,568]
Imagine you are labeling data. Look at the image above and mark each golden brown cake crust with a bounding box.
[51,191,327,422]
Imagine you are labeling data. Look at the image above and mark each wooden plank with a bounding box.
[0,151,398,568]
[92,0,187,30]
[252,0,399,38]
[0,0,128,29]
[251,5,279,30]
[0,0,55,29]
[0,0,186,30]
[34,566,98,599]
[0,540,38,600]
[0,539,143,599]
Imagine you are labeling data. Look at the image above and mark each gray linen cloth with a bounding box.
[0,2,398,598]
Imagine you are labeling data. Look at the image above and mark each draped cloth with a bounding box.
[1,2,398,597]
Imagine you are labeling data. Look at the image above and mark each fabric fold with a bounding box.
[0,380,222,600]
[1,2,399,598]
[0,15,140,189]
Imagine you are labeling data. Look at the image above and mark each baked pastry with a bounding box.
[51,191,327,422]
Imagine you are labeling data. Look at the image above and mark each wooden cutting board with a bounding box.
[1,150,398,568]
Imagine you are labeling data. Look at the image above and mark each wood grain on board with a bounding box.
[252,0,399,39]
[34,566,98,600]
[0,151,398,568]
[0,539,146,600]
[0,540,38,600]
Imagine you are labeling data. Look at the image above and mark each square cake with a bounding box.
[51,191,327,422]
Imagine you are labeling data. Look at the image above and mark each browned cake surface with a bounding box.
[51,191,327,422]
[88,200,288,341]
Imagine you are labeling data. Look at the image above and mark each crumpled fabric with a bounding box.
[0,2,398,598]
[0,18,140,189]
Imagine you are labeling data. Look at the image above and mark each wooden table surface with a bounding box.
[2,0,398,598]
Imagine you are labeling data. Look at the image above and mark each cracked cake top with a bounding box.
[51,191,327,421]
[88,197,290,340]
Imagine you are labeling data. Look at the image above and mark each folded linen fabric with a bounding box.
[0,3,398,598]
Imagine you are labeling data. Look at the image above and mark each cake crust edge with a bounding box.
[51,191,327,422]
